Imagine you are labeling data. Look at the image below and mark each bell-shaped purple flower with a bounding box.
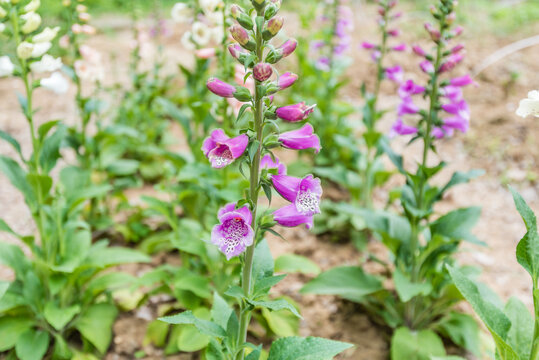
[278,72,298,90]
[390,118,419,137]
[272,174,322,229]
[392,43,407,52]
[276,102,316,122]
[279,38,297,57]
[441,99,470,121]
[386,65,404,83]
[207,78,236,98]
[450,74,474,87]
[443,116,469,133]
[398,80,425,98]
[202,129,249,168]
[211,203,254,260]
[361,42,376,49]
[397,97,419,116]
[441,85,463,102]
[261,154,286,175]
[420,60,434,74]
[279,124,321,153]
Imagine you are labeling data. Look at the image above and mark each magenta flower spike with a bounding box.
[398,80,426,98]
[202,129,249,168]
[279,124,321,153]
[253,63,273,82]
[211,203,254,260]
[272,174,322,229]
[276,102,316,122]
[386,65,404,83]
[450,74,474,87]
[390,118,419,137]
[278,72,298,90]
[261,154,287,175]
[207,78,237,98]
[441,99,470,121]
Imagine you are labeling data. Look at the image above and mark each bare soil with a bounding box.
[1,3,539,360]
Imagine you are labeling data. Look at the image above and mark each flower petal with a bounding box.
[273,204,314,229]
[272,175,301,203]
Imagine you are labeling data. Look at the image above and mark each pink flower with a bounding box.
[439,53,464,73]
[207,78,237,98]
[201,129,249,168]
[276,102,316,122]
[279,38,298,57]
[412,45,426,57]
[441,85,463,102]
[451,44,465,54]
[390,118,418,137]
[228,44,247,59]
[398,80,425,98]
[386,65,404,83]
[195,48,216,59]
[420,60,434,74]
[279,124,321,153]
[450,74,474,87]
[361,42,376,49]
[392,43,407,52]
[211,203,254,260]
[253,63,273,82]
[388,28,400,37]
[261,154,287,175]
[277,72,298,90]
[398,97,419,116]
[272,175,322,229]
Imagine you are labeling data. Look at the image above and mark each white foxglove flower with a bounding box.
[23,0,40,13]
[211,26,224,44]
[40,71,69,94]
[171,3,191,23]
[205,11,223,26]
[0,6,7,18]
[191,22,211,46]
[516,90,539,118]
[0,56,14,77]
[200,0,222,14]
[30,54,62,73]
[0,23,5,33]
[17,42,34,59]
[31,41,51,57]
[33,26,60,42]
[181,32,195,50]
[74,60,104,83]
[21,12,41,33]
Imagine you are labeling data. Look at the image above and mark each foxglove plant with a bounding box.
[160,1,352,359]
[304,1,485,357]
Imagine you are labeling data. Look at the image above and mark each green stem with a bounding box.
[531,282,539,360]
[235,11,265,360]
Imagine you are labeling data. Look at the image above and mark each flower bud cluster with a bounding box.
[204,0,322,259]
[391,0,474,139]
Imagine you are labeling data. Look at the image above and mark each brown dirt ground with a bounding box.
[1,3,539,360]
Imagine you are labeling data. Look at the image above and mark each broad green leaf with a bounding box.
[261,306,300,337]
[144,320,169,348]
[0,317,34,351]
[254,274,286,296]
[504,297,533,360]
[211,292,234,330]
[85,272,135,297]
[44,302,81,331]
[15,329,50,360]
[275,254,321,275]
[0,129,24,160]
[253,239,274,281]
[301,266,383,303]
[360,209,412,253]
[159,311,227,338]
[510,187,539,284]
[249,299,301,318]
[75,303,118,353]
[447,266,519,360]
[440,169,484,195]
[177,308,211,352]
[394,269,432,302]
[0,281,9,300]
[390,327,446,360]
[39,124,66,172]
[435,312,480,357]
[174,273,212,299]
[0,156,35,209]
[85,242,151,268]
[0,242,30,278]
[52,334,72,359]
[430,207,483,245]
[105,159,140,176]
[205,338,226,360]
[267,336,353,360]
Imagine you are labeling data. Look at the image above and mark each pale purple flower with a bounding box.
[390,118,418,137]
[371,50,382,62]
[311,40,325,51]
[420,60,434,74]
[202,129,249,168]
[412,45,426,57]
[279,124,321,153]
[386,65,404,83]
[398,97,419,116]
[442,116,469,133]
[450,74,474,87]
[316,57,331,71]
[398,80,425,98]
[276,102,316,122]
[207,78,237,98]
[361,42,376,49]
[439,53,464,73]
[253,63,273,82]
[261,154,287,175]
[432,126,453,139]
[392,43,407,52]
[441,85,463,102]
[211,203,254,260]
[442,99,470,121]
[272,174,322,229]
[278,72,298,90]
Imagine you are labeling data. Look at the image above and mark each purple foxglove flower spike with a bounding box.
[276,102,316,122]
[277,72,298,90]
[441,85,463,102]
[202,129,249,168]
[398,80,426,98]
[279,124,321,153]
[441,99,470,121]
[450,74,474,87]
[398,97,420,116]
[272,174,322,229]
[207,78,237,98]
[386,65,404,83]
[390,118,419,137]
[261,154,287,175]
[253,63,273,82]
[420,60,435,74]
[211,202,254,260]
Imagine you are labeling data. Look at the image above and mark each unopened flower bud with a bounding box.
[24,0,40,13]
[276,102,316,122]
[62,0,70,6]
[230,24,250,45]
[76,4,87,12]
[228,44,246,59]
[446,12,456,24]
[263,16,283,40]
[277,72,298,90]
[412,45,426,57]
[253,63,273,82]
[72,23,82,34]
[388,0,398,7]
[33,26,60,42]
[21,12,41,34]
[420,60,434,74]
[17,42,34,59]
[452,25,463,37]
[78,12,91,22]
[230,4,242,19]
[451,44,464,54]
[280,38,297,57]
[424,22,440,41]
[207,78,237,98]
[264,1,281,19]
[388,28,400,37]
[392,43,406,52]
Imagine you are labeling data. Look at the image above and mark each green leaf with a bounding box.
[430,207,483,245]
[15,329,50,360]
[275,254,321,275]
[205,338,226,360]
[143,320,169,348]
[39,124,66,172]
[301,266,383,303]
[211,292,234,330]
[0,130,24,161]
[440,169,484,195]
[26,174,53,201]
[105,159,140,176]
[267,336,353,360]
[394,269,432,302]
[174,273,212,299]
[177,308,211,352]
[85,243,151,268]
[0,156,35,209]
[75,303,118,353]
[44,302,81,331]
[447,266,519,360]
[510,187,539,284]
[253,239,274,281]
[390,327,446,360]
[0,281,9,300]
[435,312,480,357]
[0,242,30,278]
[159,311,227,338]
[254,274,286,296]
[0,317,34,351]
[504,297,533,360]
[261,307,299,337]
[249,299,301,318]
